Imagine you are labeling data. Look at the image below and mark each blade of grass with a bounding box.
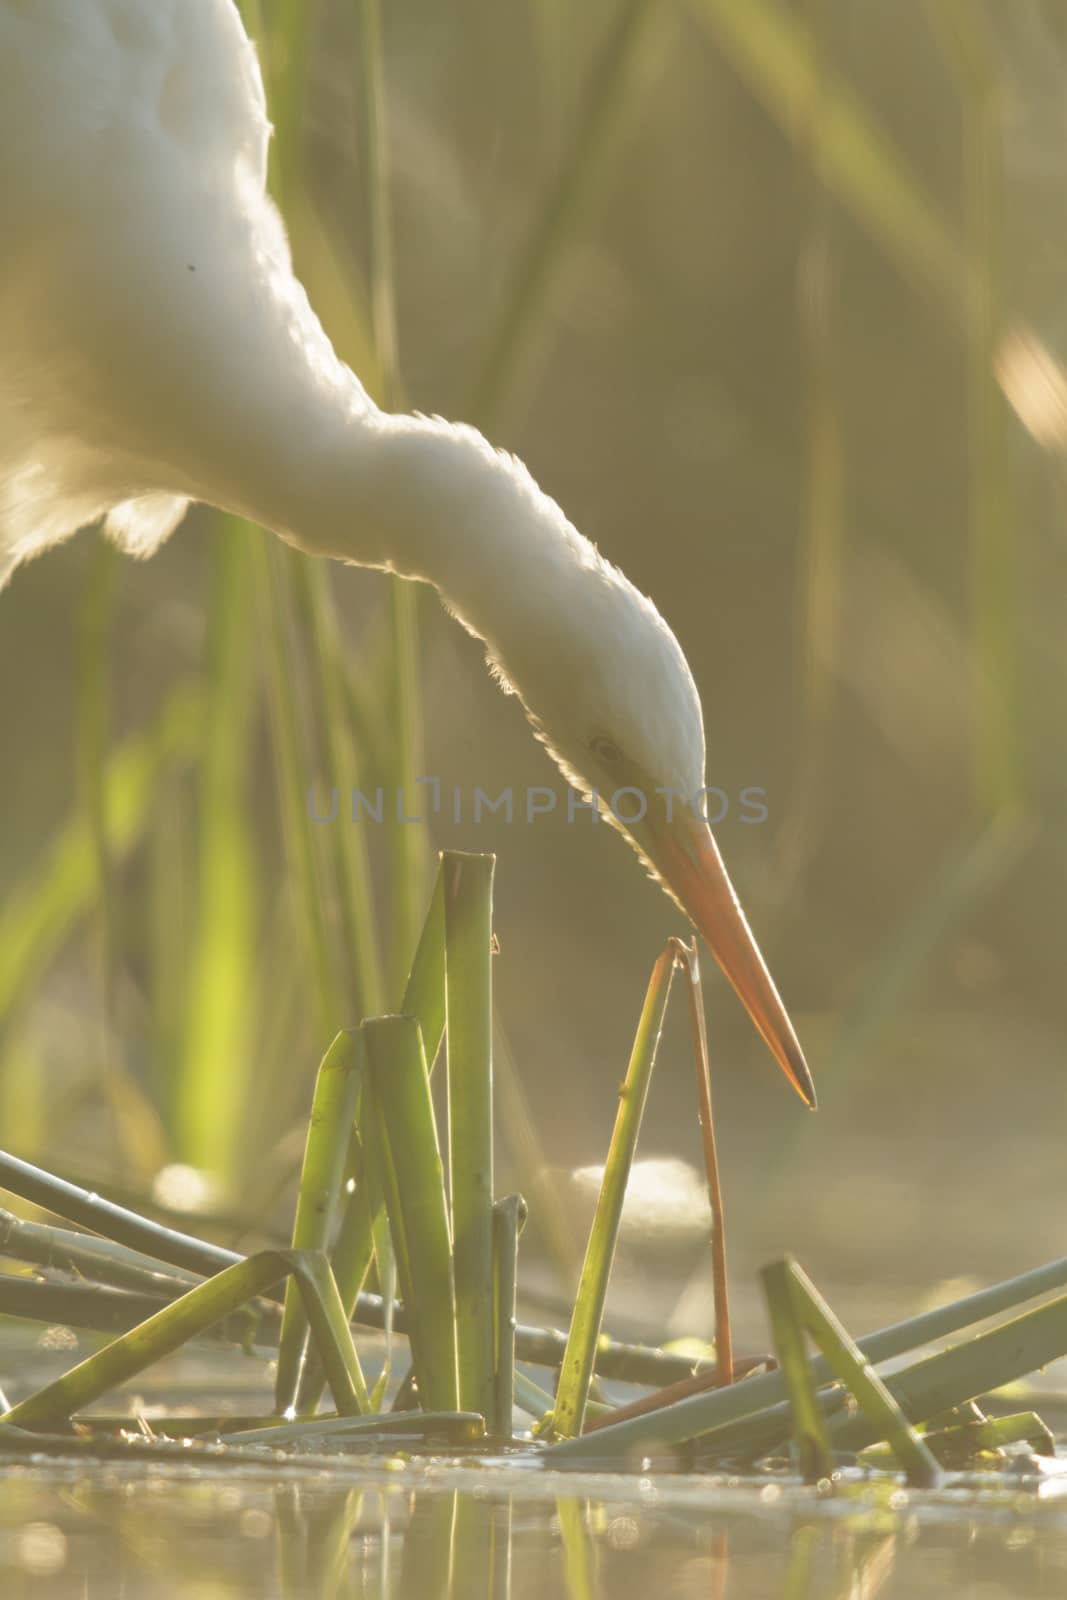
[530,0,578,133]
[353,0,430,997]
[235,890,305,1161]
[365,1151,395,1414]
[259,0,317,207]
[513,1369,556,1424]
[355,0,399,406]
[287,192,382,399]
[763,1258,941,1486]
[397,862,449,1065]
[582,1353,771,1433]
[550,944,676,1439]
[0,681,201,1078]
[796,1,844,744]
[250,0,376,1047]
[146,775,190,1107]
[544,1250,1067,1462]
[383,545,428,996]
[220,1411,483,1447]
[0,1208,199,1298]
[237,2,265,46]
[673,939,732,1385]
[177,519,258,1176]
[290,559,385,1019]
[691,0,1067,452]
[250,0,392,1049]
[689,0,969,321]
[929,3,1019,816]
[274,1031,363,1412]
[444,853,496,1420]
[0,1276,265,1348]
[295,865,447,1412]
[298,1125,377,1410]
[832,1291,1067,1457]
[0,1147,246,1280]
[1,1248,364,1429]
[258,537,343,1036]
[77,534,121,1056]
[491,1195,524,1438]
[469,0,660,426]
[692,1294,1067,1466]
[760,1259,834,1482]
[780,0,845,918]
[287,1250,371,1416]
[0,1146,809,1386]
[0,1225,717,1402]
[514,1367,613,1429]
[859,1411,1054,1470]
[362,1015,459,1412]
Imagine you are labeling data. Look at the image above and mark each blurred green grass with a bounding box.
[1,0,1065,1298]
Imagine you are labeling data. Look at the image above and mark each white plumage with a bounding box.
[0,0,814,1106]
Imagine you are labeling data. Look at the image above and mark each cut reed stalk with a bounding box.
[444,853,497,1419]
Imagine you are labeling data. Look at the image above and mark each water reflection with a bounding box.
[1,1462,1066,1598]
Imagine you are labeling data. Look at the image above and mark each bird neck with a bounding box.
[273,406,596,679]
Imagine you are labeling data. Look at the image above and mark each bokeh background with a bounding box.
[3,0,1067,1345]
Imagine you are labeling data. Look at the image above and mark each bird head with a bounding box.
[356,417,813,1106]
[491,554,816,1109]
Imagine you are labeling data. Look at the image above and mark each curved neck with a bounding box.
[249,406,595,668]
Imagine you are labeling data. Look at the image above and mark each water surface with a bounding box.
[4,1451,1067,1599]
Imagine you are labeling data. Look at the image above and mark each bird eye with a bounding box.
[590,736,622,764]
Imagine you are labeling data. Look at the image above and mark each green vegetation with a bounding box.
[1,13,1064,1585]
[1,860,1066,1483]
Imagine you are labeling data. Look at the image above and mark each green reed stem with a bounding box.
[931,2,1018,816]
[2,1249,367,1429]
[362,1015,459,1412]
[295,866,447,1412]
[178,521,258,1175]
[291,560,386,1019]
[546,1249,1067,1462]
[77,535,121,1040]
[354,0,429,996]
[275,1031,363,1412]
[257,538,340,1035]
[469,0,659,426]
[551,945,675,1438]
[491,1195,524,1438]
[763,1257,941,1487]
[0,684,202,1029]
[444,853,496,1419]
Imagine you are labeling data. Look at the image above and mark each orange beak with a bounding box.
[644,804,816,1108]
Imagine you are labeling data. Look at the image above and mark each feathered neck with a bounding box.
[240,401,612,697]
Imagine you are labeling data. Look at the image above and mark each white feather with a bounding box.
[0,0,706,821]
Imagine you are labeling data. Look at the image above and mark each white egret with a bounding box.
[0,0,814,1107]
